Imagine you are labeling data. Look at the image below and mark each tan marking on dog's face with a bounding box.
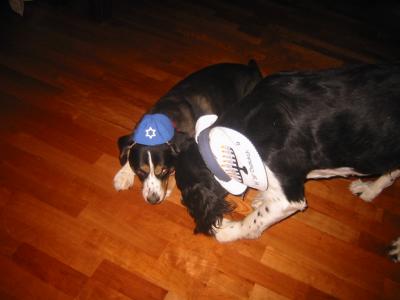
[154,165,163,176]
[141,164,150,174]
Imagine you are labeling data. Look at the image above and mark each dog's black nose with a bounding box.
[147,193,160,204]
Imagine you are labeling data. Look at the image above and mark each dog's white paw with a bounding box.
[214,219,242,243]
[349,180,377,202]
[388,237,400,262]
[113,166,135,191]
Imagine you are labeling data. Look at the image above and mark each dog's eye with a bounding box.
[136,169,147,177]
[154,166,170,176]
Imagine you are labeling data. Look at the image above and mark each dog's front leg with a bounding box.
[214,191,307,242]
[113,162,135,191]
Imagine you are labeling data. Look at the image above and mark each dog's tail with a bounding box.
[247,59,263,78]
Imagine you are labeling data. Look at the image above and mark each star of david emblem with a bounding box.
[145,126,156,139]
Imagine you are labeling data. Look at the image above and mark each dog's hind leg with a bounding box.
[349,169,400,202]
[113,162,135,191]
[214,164,308,242]
[215,190,307,242]
[350,170,400,263]
[389,237,400,262]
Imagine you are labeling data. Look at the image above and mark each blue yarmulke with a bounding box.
[133,114,174,145]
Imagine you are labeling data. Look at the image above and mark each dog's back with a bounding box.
[205,63,400,248]
[151,61,263,136]
[216,63,400,201]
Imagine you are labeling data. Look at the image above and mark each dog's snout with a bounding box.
[147,193,160,204]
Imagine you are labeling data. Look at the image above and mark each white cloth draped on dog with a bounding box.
[195,114,268,195]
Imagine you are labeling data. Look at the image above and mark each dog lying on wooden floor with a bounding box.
[113,61,262,204]
[181,63,400,261]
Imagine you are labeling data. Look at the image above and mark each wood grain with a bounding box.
[0,0,399,299]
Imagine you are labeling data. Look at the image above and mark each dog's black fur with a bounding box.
[216,63,400,204]
[115,61,262,204]
[179,63,400,241]
[175,139,231,234]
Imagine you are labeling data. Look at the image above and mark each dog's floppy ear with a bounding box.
[117,135,134,166]
[181,182,232,235]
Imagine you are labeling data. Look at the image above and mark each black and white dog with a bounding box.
[188,63,400,260]
[113,61,262,204]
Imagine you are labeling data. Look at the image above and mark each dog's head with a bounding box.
[118,120,188,204]
[118,133,181,204]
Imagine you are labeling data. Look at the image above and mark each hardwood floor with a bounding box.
[1,1,399,299]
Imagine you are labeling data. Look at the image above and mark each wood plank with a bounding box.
[0,192,103,276]
[263,218,400,291]
[12,243,88,298]
[249,284,291,300]
[0,142,91,217]
[261,244,377,299]
[216,248,333,299]
[91,260,168,300]
[0,256,73,300]
[0,231,20,258]
[77,278,133,300]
